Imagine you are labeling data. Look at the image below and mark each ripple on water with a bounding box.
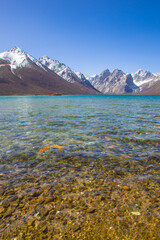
[0,95,159,171]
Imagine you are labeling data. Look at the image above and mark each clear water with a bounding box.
[0,95,160,161]
[1,96,160,239]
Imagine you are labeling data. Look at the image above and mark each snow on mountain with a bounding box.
[39,56,77,83]
[131,69,160,87]
[74,71,87,82]
[85,74,97,81]
[131,69,160,94]
[87,67,160,94]
[0,47,46,72]
[0,47,99,96]
[39,56,95,89]
[0,47,159,95]
[89,69,139,94]
[40,55,139,94]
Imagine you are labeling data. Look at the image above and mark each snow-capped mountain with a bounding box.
[0,47,159,95]
[39,57,75,83]
[88,69,139,94]
[130,69,160,94]
[87,68,160,94]
[0,47,99,95]
[39,56,95,89]
[131,69,160,86]
[0,47,46,72]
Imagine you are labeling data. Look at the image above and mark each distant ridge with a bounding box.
[39,56,95,90]
[0,47,159,95]
[0,47,99,96]
[86,69,160,95]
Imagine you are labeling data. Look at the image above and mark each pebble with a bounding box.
[131,212,141,215]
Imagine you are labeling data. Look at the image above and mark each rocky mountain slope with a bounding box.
[87,69,139,94]
[131,69,160,94]
[0,47,99,96]
[40,57,160,95]
[0,47,159,95]
[39,56,95,89]
[87,69,160,95]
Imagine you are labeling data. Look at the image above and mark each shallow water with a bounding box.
[0,95,160,239]
[0,95,160,183]
[0,95,160,161]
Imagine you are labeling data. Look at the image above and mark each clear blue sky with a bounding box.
[0,0,160,75]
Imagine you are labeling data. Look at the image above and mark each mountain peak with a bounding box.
[134,69,153,78]
[9,46,26,54]
[101,69,110,75]
[0,47,46,71]
[135,69,145,75]
[40,56,52,61]
[112,69,123,74]
[40,56,63,66]
[39,56,95,88]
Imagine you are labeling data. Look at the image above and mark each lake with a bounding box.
[0,95,160,161]
[0,95,160,239]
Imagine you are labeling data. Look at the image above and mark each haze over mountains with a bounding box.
[0,47,159,95]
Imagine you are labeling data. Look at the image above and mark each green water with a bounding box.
[0,95,160,161]
[0,95,160,239]
[0,95,159,183]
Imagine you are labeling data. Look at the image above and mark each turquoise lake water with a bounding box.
[0,95,160,162]
[1,95,159,239]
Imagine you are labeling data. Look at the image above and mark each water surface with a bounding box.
[0,95,160,239]
[0,95,160,162]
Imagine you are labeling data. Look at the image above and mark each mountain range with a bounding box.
[0,47,159,95]
[0,47,98,96]
[86,69,160,95]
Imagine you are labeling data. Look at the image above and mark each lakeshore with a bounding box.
[0,153,160,240]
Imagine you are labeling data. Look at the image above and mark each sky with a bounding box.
[0,0,160,75]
